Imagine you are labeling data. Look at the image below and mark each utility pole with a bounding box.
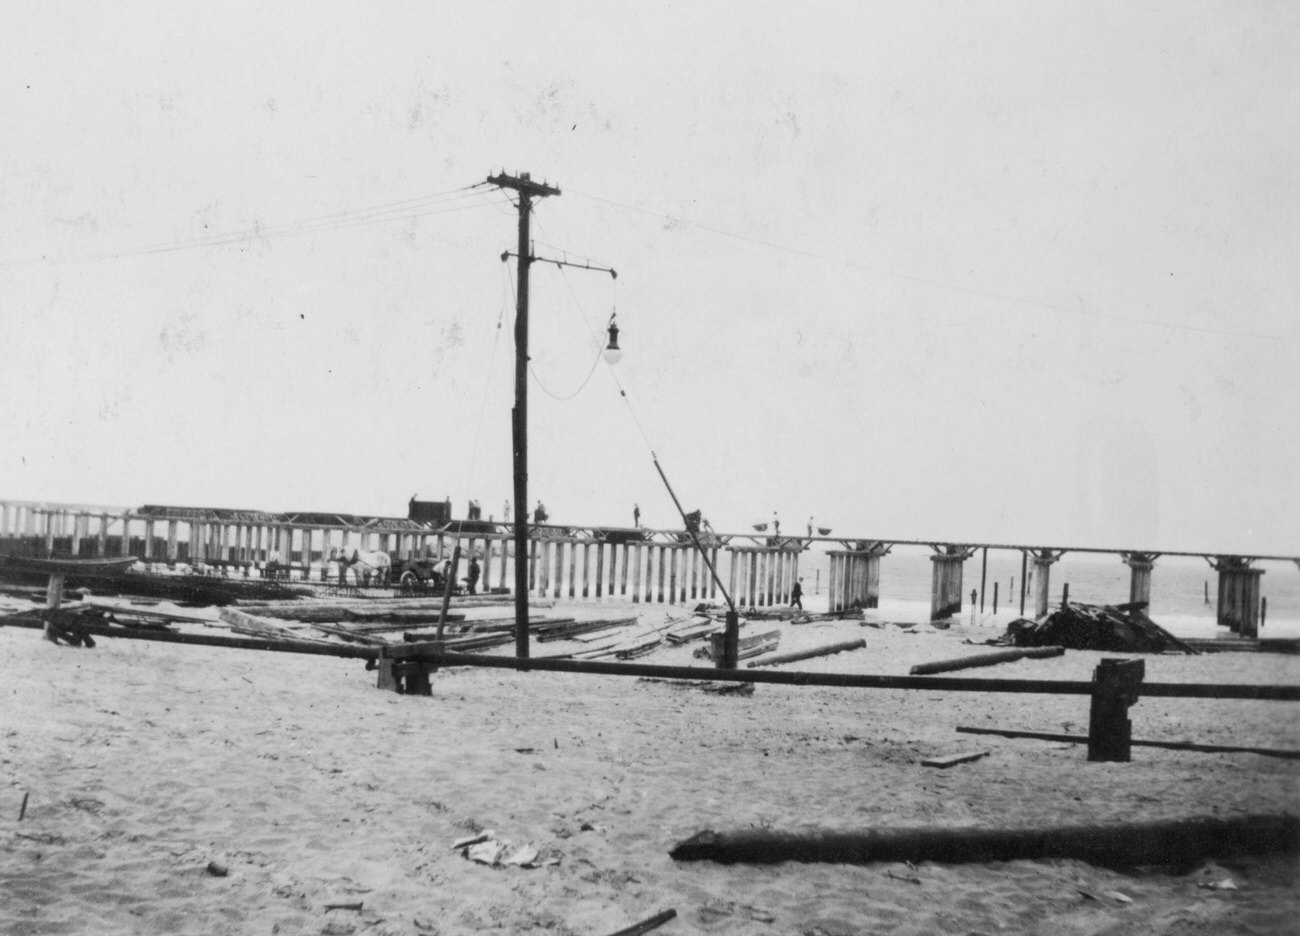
[487,171,561,659]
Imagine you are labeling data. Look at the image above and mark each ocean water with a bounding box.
[798,546,1300,639]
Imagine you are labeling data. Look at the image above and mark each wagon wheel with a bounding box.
[399,569,420,593]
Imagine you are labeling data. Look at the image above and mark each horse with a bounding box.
[329,547,392,587]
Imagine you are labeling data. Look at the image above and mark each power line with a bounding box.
[3,183,504,268]
[571,190,1296,343]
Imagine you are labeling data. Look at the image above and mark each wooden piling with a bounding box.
[1211,557,1265,637]
[929,547,974,620]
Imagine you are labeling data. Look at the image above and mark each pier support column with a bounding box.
[1029,549,1064,619]
[143,519,156,560]
[929,545,977,620]
[69,513,84,556]
[1209,556,1265,637]
[827,543,893,612]
[1121,552,1160,609]
[166,520,179,563]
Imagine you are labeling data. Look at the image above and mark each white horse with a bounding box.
[329,547,392,586]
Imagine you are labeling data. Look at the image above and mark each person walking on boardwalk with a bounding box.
[467,556,481,595]
[791,577,804,610]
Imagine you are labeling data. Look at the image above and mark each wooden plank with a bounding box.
[921,750,990,769]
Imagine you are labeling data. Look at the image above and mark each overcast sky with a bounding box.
[2,1,1296,555]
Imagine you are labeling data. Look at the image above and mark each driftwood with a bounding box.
[956,725,1300,760]
[921,750,990,769]
[669,815,1300,867]
[746,638,865,668]
[910,646,1064,675]
[603,908,677,936]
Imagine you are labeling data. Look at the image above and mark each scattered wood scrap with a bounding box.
[921,750,990,769]
[790,608,864,624]
[999,601,1197,654]
[602,908,677,936]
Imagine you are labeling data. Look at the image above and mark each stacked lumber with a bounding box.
[218,607,334,644]
[1001,601,1197,654]
[695,630,780,662]
[665,617,720,645]
[534,616,638,642]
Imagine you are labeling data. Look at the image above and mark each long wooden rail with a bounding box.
[10,616,1295,702]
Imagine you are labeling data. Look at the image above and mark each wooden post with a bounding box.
[43,572,65,641]
[993,581,999,614]
[624,540,634,600]
[1019,553,1028,616]
[719,609,740,669]
[655,545,666,603]
[667,546,678,604]
[596,542,606,598]
[1088,658,1144,762]
[979,546,988,612]
[630,542,641,603]
[552,541,565,599]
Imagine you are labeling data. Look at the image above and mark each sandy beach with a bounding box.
[3,600,1299,935]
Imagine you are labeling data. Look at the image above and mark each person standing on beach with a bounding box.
[467,556,481,595]
[791,578,803,610]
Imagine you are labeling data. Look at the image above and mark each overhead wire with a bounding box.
[522,214,613,401]
[570,189,1295,343]
[5,182,505,268]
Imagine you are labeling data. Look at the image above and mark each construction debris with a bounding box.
[997,601,1197,654]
